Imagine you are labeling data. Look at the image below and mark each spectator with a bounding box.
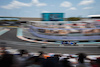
[0,45,15,67]
[17,49,30,67]
[44,54,60,67]
[78,53,86,63]
[91,57,100,67]
[27,56,42,67]
[0,45,6,50]
[60,58,73,67]
[38,51,45,59]
[76,53,91,67]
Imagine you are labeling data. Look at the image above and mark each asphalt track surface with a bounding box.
[0,28,23,41]
[0,28,100,55]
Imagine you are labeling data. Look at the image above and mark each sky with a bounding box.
[0,0,100,18]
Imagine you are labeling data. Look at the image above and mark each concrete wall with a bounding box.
[19,18,68,21]
[19,18,42,21]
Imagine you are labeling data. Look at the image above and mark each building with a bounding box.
[88,15,100,19]
[42,13,64,21]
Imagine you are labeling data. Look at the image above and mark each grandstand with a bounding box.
[28,21,100,45]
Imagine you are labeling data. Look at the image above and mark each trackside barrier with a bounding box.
[17,28,100,45]
[0,29,10,35]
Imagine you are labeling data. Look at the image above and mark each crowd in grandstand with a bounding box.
[0,45,100,67]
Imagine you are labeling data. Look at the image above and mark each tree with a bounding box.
[67,17,81,21]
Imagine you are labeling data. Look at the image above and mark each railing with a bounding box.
[29,28,100,40]
[30,25,100,30]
